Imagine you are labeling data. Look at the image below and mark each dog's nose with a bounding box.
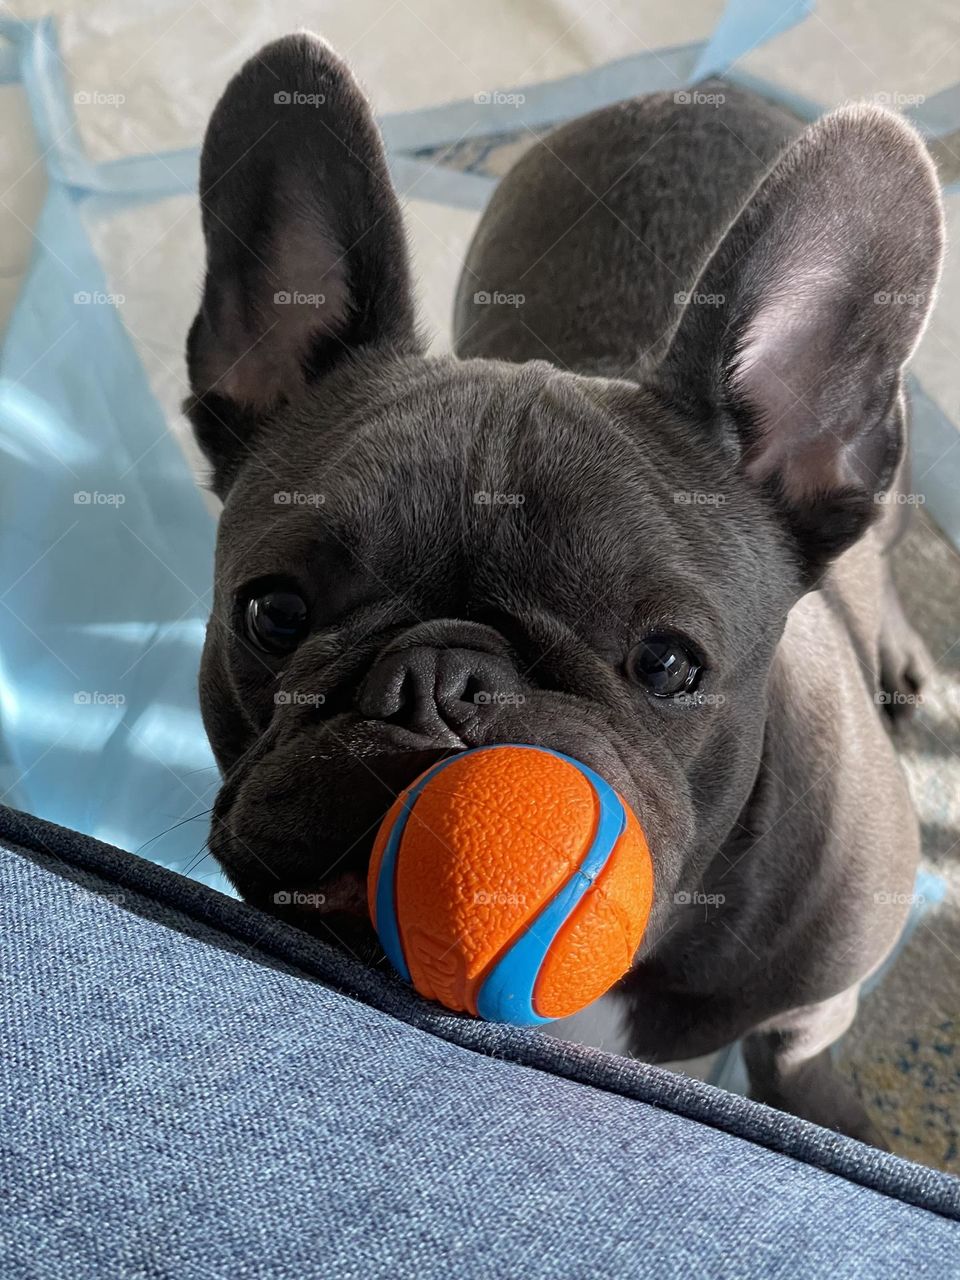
[358,646,522,742]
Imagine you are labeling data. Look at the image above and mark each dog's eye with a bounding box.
[245,589,309,655]
[626,633,701,698]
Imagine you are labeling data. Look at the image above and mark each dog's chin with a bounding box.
[301,904,385,966]
[208,731,457,936]
[281,869,387,963]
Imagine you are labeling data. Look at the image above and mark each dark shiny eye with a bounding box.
[245,589,309,655]
[626,633,701,698]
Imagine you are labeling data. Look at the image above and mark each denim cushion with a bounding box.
[1,805,957,1279]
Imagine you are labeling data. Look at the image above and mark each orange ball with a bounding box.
[367,745,654,1024]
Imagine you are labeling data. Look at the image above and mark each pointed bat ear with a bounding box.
[660,104,943,575]
[185,33,420,495]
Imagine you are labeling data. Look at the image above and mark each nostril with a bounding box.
[460,673,487,707]
[384,670,423,726]
[358,656,405,721]
[360,648,450,738]
[437,651,522,718]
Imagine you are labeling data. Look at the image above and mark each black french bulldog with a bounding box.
[185,34,944,1146]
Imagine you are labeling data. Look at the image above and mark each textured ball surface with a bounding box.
[367,744,654,1025]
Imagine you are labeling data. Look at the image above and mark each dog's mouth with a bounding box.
[209,734,460,956]
[209,695,662,965]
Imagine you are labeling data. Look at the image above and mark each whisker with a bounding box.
[135,809,214,856]
[183,839,218,878]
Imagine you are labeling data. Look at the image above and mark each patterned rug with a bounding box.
[838,514,960,1172]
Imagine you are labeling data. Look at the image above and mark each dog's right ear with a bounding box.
[659,104,943,582]
[184,33,420,496]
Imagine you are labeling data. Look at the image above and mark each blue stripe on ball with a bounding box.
[475,751,626,1025]
[375,745,626,1025]
[374,753,464,983]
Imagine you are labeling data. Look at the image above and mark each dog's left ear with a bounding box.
[660,104,944,578]
[185,33,419,495]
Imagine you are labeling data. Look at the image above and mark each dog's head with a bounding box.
[185,35,942,958]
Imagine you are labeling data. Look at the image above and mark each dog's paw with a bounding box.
[750,1074,890,1150]
[827,1099,891,1151]
[878,581,932,727]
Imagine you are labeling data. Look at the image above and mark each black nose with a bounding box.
[358,646,522,742]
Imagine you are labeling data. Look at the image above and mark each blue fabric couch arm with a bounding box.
[1,804,958,1279]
